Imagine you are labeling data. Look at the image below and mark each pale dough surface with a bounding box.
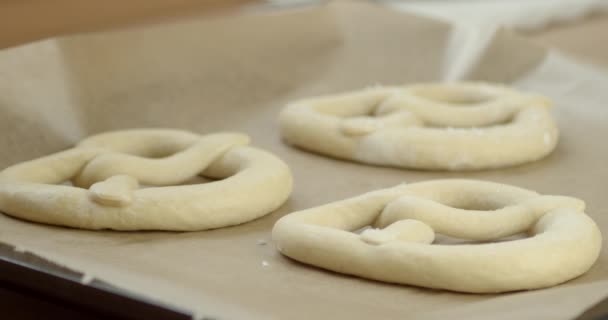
[272,179,602,293]
[279,82,558,170]
[0,129,293,231]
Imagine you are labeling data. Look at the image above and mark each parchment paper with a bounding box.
[0,1,607,319]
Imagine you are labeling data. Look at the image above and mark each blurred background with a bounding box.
[0,0,607,67]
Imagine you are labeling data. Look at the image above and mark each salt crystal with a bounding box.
[543,133,551,145]
[80,273,95,285]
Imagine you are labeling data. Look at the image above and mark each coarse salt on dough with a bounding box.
[279,82,558,170]
[0,129,293,231]
[272,179,602,293]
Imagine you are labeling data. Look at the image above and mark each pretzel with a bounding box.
[272,180,602,293]
[279,82,558,170]
[0,129,293,231]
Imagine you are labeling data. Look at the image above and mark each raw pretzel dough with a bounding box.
[0,129,293,231]
[280,82,558,170]
[272,180,602,293]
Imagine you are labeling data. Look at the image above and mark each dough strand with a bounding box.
[0,129,293,231]
[272,179,601,293]
[280,82,558,170]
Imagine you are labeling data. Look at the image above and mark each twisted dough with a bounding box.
[272,180,602,293]
[280,82,558,170]
[0,129,293,231]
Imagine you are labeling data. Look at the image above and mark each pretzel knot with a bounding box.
[0,129,293,231]
[272,180,602,293]
[280,82,557,170]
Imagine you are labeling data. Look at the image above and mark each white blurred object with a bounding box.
[385,0,608,30]
[383,0,608,81]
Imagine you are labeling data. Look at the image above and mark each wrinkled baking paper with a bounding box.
[0,1,606,319]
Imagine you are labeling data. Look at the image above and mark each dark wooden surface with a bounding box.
[0,246,192,320]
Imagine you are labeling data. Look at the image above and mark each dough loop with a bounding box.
[280,82,558,170]
[272,179,601,293]
[0,129,293,231]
